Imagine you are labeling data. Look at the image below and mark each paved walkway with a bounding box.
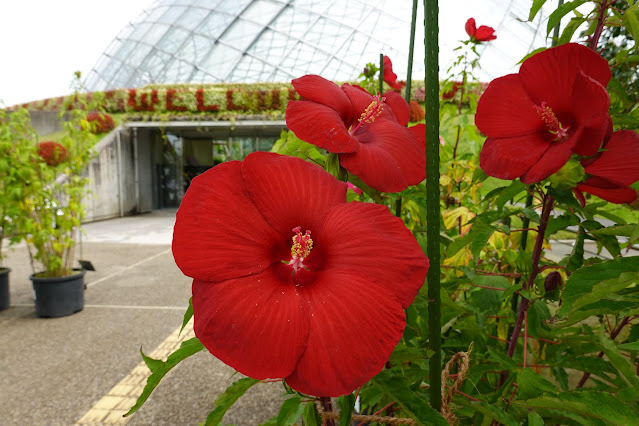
[0,210,283,425]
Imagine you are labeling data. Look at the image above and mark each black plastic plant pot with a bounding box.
[30,269,85,318]
[0,268,10,311]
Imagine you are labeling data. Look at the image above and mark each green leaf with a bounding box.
[546,213,580,237]
[337,393,355,426]
[599,327,639,398]
[124,337,205,417]
[496,180,527,211]
[372,370,448,426]
[517,368,557,399]
[529,0,549,21]
[559,16,587,44]
[618,340,639,351]
[276,395,305,426]
[567,227,585,273]
[555,257,639,326]
[486,347,520,371]
[622,4,639,44]
[528,411,545,426]
[140,349,164,373]
[547,0,588,36]
[515,391,639,425]
[180,297,193,336]
[457,399,518,426]
[204,378,260,425]
[303,401,322,426]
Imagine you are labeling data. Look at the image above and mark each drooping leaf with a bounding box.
[337,393,356,426]
[125,337,205,417]
[529,0,549,21]
[457,399,518,426]
[276,395,305,426]
[204,377,260,425]
[546,213,580,237]
[372,370,448,426]
[516,368,557,399]
[180,297,193,336]
[303,401,322,426]
[599,327,639,399]
[515,391,639,425]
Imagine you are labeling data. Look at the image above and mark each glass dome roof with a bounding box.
[85,0,551,91]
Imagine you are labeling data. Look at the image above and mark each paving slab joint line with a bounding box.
[75,319,195,425]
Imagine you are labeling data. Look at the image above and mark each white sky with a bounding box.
[0,0,153,107]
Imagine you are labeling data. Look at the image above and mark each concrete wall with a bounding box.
[28,111,63,136]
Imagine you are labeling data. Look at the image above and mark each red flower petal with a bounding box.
[309,202,428,308]
[192,264,309,380]
[292,74,352,121]
[479,133,549,180]
[172,161,286,282]
[577,179,638,204]
[339,120,426,192]
[521,131,577,184]
[285,270,406,396]
[383,90,410,126]
[585,130,639,186]
[519,43,611,113]
[242,152,348,235]
[465,18,476,37]
[475,74,543,138]
[382,56,405,90]
[475,25,496,41]
[342,84,376,118]
[286,100,359,153]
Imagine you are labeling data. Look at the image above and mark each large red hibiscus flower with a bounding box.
[476,43,611,184]
[286,75,425,192]
[574,130,639,204]
[383,55,406,91]
[172,152,429,397]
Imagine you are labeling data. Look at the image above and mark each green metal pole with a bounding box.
[424,0,441,411]
[379,53,384,94]
[404,0,419,104]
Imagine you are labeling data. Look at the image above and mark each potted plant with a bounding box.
[21,74,99,318]
[0,107,39,311]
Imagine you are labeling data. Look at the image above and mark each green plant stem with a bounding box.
[551,0,564,47]
[424,0,441,411]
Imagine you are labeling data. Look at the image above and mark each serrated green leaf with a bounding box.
[547,0,589,36]
[124,337,205,417]
[303,401,322,426]
[276,395,305,426]
[515,391,639,425]
[529,0,549,21]
[337,393,355,426]
[528,411,545,426]
[180,297,193,336]
[599,327,639,398]
[487,347,520,371]
[372,370,448,426]
[204,378,260,425]
[555,257,639,326]
[470,223,497,260]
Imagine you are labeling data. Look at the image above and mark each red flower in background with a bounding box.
[87,112,115,134]
[172,152,429,396]
[37,141,67,166]
[442,81,462,100]
[574,130,639,205]
[476,43,611,184]
[465,18,497,42]
[409,100,425,122]
[286,75,425,192]
[383,55,405,91]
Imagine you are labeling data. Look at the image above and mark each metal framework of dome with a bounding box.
[85,0,550,91]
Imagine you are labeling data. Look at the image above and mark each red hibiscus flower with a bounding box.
[574,130,639,205]
[172,152,429,397]
[37,141,67,166]
[465,18,497,42]
[476,43,611,184]
[285,75,426,192]
[382,55,406,91]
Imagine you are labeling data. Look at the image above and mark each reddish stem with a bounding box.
[589,0,613,51]
[319,397,336,426]
[523,310,529,368]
